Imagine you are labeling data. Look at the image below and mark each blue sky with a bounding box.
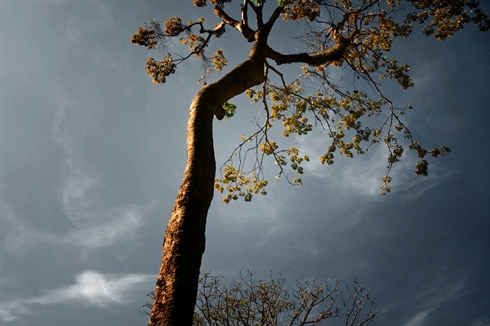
[1,1,489,325]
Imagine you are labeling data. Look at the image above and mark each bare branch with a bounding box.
[264,6,285,35]
[191,271,382,325]
[214,4,256,41]
[266,36,351,66]
[241,0,248,25]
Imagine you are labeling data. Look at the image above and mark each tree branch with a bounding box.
[264,6,284,35]
[253,3,264,28]
[241,0,248,25]
[214,4,255,42]
[265,36,350,66]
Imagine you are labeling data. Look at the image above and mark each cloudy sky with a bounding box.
[1,1,489,325]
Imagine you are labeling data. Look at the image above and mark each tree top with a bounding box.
[132,0,488,199]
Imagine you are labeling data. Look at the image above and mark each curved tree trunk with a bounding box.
[149,35,266,326]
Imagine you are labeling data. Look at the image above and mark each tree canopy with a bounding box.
[133,0,488,200]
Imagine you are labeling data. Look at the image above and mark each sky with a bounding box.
[1,1,489,325]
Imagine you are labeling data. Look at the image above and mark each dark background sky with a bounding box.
[1,1,489,325]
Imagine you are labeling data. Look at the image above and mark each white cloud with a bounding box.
[254,223,293,249]
[39,102,150,250]
[404,310,430,326]
[0,309,16,323]
[292,238,322,257]
[297,131,454,199]
[0,270,154,323]
[402,276,467,326]
[2,196,147,252]
[297,134,389,197]
[66,204,144,249]
[60,173,145,250]
[62,173,100,221]
[30,270,150,306]
[2,100,150,253]
[1,202,36,251]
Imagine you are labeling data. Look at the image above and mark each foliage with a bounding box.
[132,0,488,199]
[222,101,237,118]
[143,271,383,325]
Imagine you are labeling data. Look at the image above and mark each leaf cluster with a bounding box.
[406,0,490,40]
[215,166,269,203]
[131,16,226,84]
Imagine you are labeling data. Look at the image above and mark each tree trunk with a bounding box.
[149,35,266,326]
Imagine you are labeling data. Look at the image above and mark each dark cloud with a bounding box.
[1,1,489,325]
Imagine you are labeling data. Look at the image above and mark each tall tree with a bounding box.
[132,0,489,324]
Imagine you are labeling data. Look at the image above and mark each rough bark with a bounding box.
[147,15,350,323]
[148,32,266,326]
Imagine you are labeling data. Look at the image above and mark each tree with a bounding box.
[194,271,382,325]
[143,271,383,325]
[131,1,489,325]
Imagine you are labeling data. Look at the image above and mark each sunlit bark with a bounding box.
[148,32,266,326]
[148,24,352,326]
